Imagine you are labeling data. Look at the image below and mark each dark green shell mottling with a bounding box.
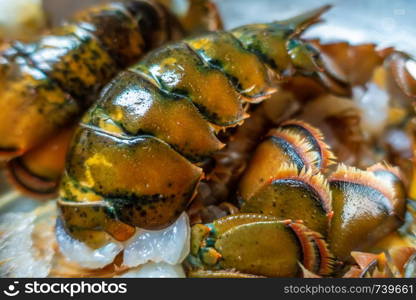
[58,6,330,245]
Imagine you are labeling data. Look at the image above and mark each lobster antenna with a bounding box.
[276,5,332,36]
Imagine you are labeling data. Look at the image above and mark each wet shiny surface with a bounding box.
[56,4,327,244]
[218,0,416,56]
[238,137,306,201]
[137,43,245,126]
[328,181,393,259]
[186,31,272,99]
[0,0,186,204]
[2,0,416,213]
[216,221,301,277]
[242,179,330,235]
[86,71,223,161]
[60,127,202,230]
[44,0,416,56]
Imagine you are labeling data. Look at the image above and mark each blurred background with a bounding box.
[43,0,416,55]
[219,0,416,56]
[1,0,415,54]
[0,0,415,214]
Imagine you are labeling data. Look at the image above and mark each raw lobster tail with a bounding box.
[328,164,404,259]
[6,126,75,198]
[238,120,335,235]
[57,6,331,247]
[187,214,335,277]
[0,0,182,160]
[1,0,195,197]
[229,120,406,276]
